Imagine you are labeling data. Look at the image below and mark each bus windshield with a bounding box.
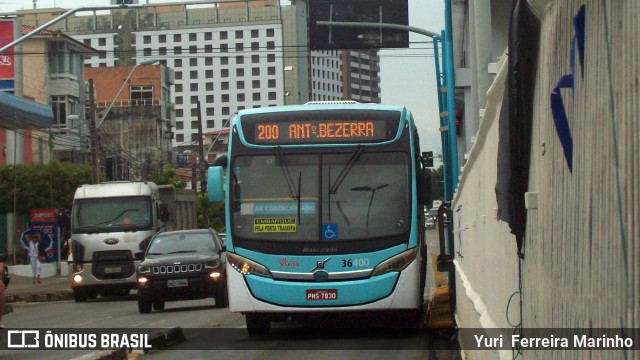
[72,196,152,233]
[231,151,410,242]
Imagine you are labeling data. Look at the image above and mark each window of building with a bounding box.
[268,67,275,75]
[267,28,275,37]
[190,70,197,79]
[98,38,106,46]
[252,67,260,76]
[268,92,276,100]
[159,34,166,43]
[206,82,214,91]
[189,33,197,41]
[237,81,245,89]
[221,69,229,78]
[267,54,275,63]
[252,54,260,63]
[236,55,244,64]
[159,47,167,55]
[176,109,183,117]
[222,94,229,102]
[176,134,184,143]
[205,70,213,78]
[236,68,244,77]
[175,71,182,80]
[235,43,243,51]
[251,42,259,51]
[189,45,197,54]
[206,119,214,128]
[174,59,182,67]
[221,56,229,65]
[222,107,230,115]
[268,79,276,88]
[191,109,198,117]
[266,41,275,50]
[83,39,91,46]
[251,29,259,38]
[221,82,229,90]
[252,93,260,101]
[235,30,243,39]
[190,83,198,91]
[206,108,214,116]
[190,58,198,66]
[190,95,198,104]
[143,48,152,56]
[205,57,213,66]
[175,96,183,104]
[220,44,228,53]
[176,121,183,130]
[220,31,227,40]
[237,93,245,102]
[205,32,212,41]
[252,80,260,88]
[174,34,181,42]
[51,95,77,127]
[174,46,182,55]
[144,35,151,44]
[175,84,183,92]
[205,44,213,53]
[206,95,214,103]
[130,85,153,105]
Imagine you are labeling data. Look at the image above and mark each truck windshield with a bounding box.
[72,196,152,233]
[231,151,410,242]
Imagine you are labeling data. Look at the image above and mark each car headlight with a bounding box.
[204,260,221,269]
[227,252,272,278]
[370,248,417,277]
[138,265,151,274]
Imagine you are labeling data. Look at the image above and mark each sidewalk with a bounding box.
[5,273,73,304]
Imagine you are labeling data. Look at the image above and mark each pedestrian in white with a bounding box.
[25,234,42,284]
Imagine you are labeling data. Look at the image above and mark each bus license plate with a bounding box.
[306,289,338,301]
[104,266,121,274]
[167,279,188,288]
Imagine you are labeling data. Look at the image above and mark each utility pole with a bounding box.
[196,100,209,226]
[88,79,99,184]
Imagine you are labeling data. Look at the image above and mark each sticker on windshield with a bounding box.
[254,218,297,233]
[322,224,338,240]
[241,202,316,215]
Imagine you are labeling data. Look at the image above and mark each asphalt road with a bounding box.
[1,229,459,360]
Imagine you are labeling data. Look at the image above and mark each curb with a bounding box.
[69,327,186,360]
[6,290,74,303]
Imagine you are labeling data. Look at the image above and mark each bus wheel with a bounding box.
[246,313,270,335]
[73,287,88,302]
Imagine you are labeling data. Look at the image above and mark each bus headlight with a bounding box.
[370,248,417,277]
[227,252,272,278]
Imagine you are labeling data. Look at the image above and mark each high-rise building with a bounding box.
[14,0,381,158]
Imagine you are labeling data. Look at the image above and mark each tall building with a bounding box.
[13,0,381,161]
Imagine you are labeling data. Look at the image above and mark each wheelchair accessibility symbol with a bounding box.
[322,224,338,240]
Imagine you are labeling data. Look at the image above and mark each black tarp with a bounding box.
[495,0,541,258]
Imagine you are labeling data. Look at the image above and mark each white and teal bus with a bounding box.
[208,102,432,334]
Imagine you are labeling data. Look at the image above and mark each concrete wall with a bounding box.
[452,1,640,359]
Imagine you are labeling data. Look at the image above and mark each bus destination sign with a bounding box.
[254,120,387,144]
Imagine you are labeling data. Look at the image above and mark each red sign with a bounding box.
[0,21,14,79]
[30,208,58,223]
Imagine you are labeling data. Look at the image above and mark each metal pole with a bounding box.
[432,36,450,202]
[444,0,459,195]
[315,21,441,40]
[88,79,99,184]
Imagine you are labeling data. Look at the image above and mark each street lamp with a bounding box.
[96,58,159,129]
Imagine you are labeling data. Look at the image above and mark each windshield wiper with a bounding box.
[90,208,137,227]
[275,146,298,199]
[165,250,198,254]
[146,252,165,255]
[329,145,364,195]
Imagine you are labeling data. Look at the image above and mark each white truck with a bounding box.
[68,181,197,302]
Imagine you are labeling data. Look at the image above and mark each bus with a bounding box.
[207,102,432,334]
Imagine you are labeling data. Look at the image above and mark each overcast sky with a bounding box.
[2,0,445,155]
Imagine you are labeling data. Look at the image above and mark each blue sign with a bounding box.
[322,224,338,240]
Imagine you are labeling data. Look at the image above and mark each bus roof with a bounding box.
[236,103,408,117]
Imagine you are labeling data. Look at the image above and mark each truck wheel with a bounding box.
[138,297,152,314]
[246,313,270,335]
[214,286,229,308]
[73,287,88,302]
[152,300,165,311]
[86,287,98,300]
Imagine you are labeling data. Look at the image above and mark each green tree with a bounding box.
[0,162,91,214]
[196,193,225,230]
[150,164,186,189]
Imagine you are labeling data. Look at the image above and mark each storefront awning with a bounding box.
[0,91,53,130]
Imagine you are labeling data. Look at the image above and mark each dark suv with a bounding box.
[135,229,227,313]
